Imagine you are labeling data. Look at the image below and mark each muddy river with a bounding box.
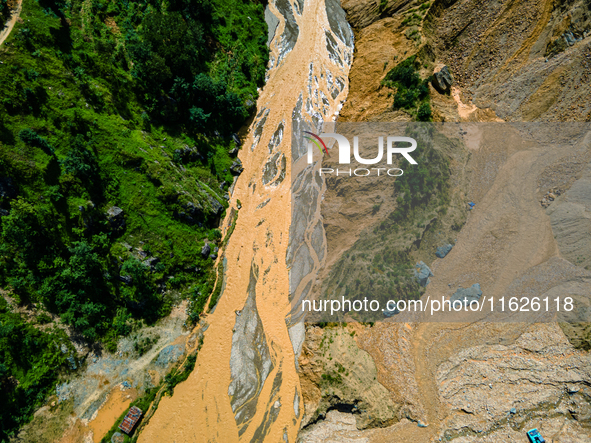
[137,0,353,441]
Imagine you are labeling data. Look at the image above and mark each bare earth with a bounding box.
[0,0,22,47]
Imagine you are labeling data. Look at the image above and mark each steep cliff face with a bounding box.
[426,0,591,121]
[296,1,591,442]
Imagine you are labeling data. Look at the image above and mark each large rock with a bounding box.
[449,283,482,306]
[414,261,433,287]
[230,160,244,176]
[432,66,454,93]
[106,206,126,231]
[201,244,211,258]
[435,244,453,258]
[206,194,224,218]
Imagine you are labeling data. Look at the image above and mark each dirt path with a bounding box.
[0,0,22,47]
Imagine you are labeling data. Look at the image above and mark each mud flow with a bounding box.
[137,1,354,441]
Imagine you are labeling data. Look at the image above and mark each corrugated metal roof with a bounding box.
[118,406,143,434]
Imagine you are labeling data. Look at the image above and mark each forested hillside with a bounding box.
[0,0,268,438]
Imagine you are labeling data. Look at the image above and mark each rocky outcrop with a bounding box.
[431,65,453,93]
[437,323,591,441]
[427,0,591,121]
[298,326,399,430]
[547,158,591,271]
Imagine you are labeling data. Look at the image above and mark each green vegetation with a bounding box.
[0,297,76,441]
[0,0,268,439]
[382,55,432,121]
[0,0,9,28]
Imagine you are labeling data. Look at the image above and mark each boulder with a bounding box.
[143,257,160,269]
[117,275,132,286]
[207,195,224,217]
[414,261,434,287]
[174,146,202,163]
[106,206,126,231]
[450,283,482,306]
[436,244,453,258]
[432,66,454,93]
[383,306,400,318]
[201,244,211,258]
[230,160,244,176]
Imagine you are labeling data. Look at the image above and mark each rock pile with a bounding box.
[540,188,563,208]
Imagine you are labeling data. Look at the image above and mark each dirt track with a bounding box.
[0,0,22,47]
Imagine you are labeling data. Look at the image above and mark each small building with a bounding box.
[118,406,143,435]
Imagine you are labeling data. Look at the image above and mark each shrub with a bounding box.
[417,102,432,121]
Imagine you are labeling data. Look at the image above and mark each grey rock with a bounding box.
[432,66,454,93]
[383,306,400,318]
[111,432,125,443]
[414,261,434,287]
[174,146,202,163]
[450,283,482,306]
[207,194,224,217]
[117,275,132,286]
[107,206,124,219]
[106,206,126,231]
[143,257,159,269]
[230,160,244,176]
[244,99,255,110]
[436,244,453,258]
[201,244,211,258]
[325,0,353,47]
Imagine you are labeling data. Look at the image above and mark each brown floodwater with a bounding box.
[89,387,136,442]
[137,1,352,441]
